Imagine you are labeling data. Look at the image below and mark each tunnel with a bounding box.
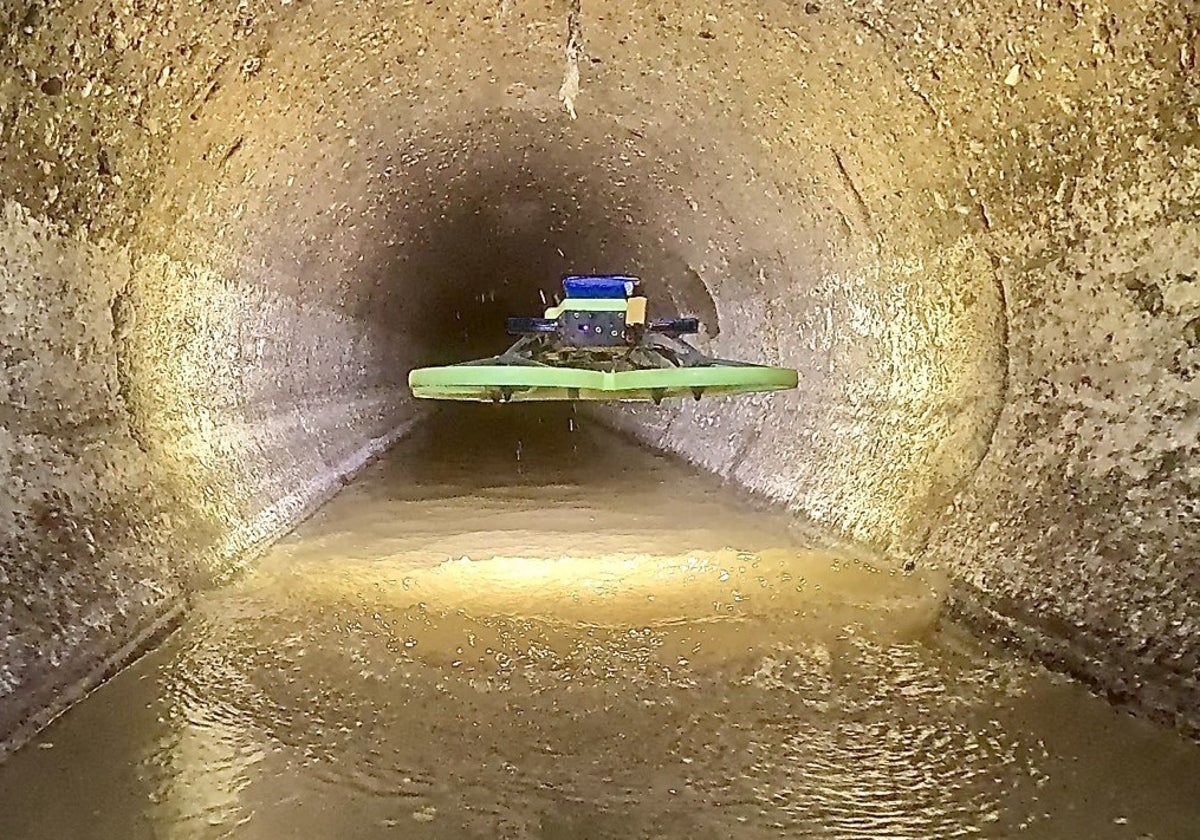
[1,0,1199,834]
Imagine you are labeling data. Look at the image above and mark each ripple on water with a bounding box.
[3,415,1198,839]
[142,587,1051,839]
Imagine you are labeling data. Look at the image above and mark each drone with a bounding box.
[408,274,797,403]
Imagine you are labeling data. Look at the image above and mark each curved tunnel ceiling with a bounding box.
[138,0,1008,548]
[1,0,1197,745]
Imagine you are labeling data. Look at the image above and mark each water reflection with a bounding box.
[0,407,1198,839]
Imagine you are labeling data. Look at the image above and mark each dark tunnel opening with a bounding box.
[366,120,676,368]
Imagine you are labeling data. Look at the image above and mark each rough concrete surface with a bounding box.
[0,0,1197,749]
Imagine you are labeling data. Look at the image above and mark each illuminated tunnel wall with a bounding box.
[1,0,1197,749]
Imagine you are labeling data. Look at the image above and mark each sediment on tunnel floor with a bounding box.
[1,0,1198,755]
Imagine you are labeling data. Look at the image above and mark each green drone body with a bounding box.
[408,275,797,403]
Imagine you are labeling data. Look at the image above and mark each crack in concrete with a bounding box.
[832,148,873,229]
[109,284,150,455]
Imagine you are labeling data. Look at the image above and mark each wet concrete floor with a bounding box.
[2,407,1199,839]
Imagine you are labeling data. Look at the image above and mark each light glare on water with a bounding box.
[0,407,1198,840]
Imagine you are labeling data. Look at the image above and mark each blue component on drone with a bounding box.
[562,275,639,299]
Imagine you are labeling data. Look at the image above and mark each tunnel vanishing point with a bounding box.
[0,0,1198,756]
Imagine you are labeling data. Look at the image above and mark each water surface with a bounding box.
[2,407,1198,839]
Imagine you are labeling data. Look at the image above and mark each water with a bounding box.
[2,407,1198,839]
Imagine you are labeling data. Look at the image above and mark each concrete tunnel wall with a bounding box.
[0,0,1197,751]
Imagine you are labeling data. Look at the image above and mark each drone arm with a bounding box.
[647,317,700,335]
[506,317,558,336]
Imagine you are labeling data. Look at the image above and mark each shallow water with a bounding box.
[2,407,1199,839]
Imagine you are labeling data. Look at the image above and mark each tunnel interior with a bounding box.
[2,0,1199,795]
